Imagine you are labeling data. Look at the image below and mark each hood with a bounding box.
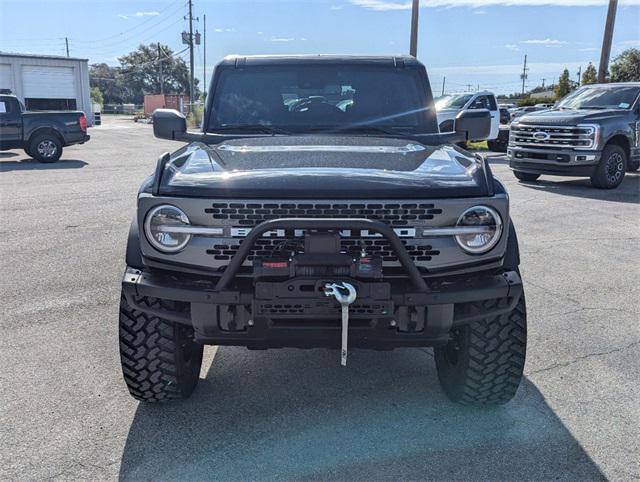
[154,135,490,199]
[517,108,626,125]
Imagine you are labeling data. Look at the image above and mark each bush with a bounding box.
[187,105,204,128]
[517,96,556,107]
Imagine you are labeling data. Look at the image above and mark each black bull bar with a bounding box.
[122,218,523,348]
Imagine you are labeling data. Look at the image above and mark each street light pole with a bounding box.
[598,0,618,83]
[409,0,419,57]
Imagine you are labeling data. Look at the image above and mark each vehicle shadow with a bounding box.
[517,171,639,204]
[119,347,605,481]
[0,158,88,172]
[0,151,18,158]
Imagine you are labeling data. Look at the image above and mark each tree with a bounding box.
[118,43,199,104]
[555,69,572,99]
[90,87,104,106]
[581,63,597,85]
[89,63,128,104]
[610,48,640,82]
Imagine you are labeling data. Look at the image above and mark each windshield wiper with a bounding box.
[313,125,415,136]
[577,106,610,110]
[213,124,294,135]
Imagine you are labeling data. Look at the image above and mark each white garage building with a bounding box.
[0,52,94,125]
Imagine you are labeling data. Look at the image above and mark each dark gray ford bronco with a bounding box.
[120,55,526,405]
[509,82,640,189]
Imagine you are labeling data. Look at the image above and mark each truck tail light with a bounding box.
[79,114,87,132]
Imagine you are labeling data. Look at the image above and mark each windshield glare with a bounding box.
[557,86,640,110]
[435,94,472,110]
[210,65,437,134]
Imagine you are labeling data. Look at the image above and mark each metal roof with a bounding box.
[0,51,88,62]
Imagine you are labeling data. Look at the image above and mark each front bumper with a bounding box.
[122,267,523,349]
[508,145,600,176]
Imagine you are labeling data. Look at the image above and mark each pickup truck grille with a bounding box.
[202,201,444,268]
[510,124,596,149]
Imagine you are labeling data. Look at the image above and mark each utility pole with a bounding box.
[520,54,528,97]
[203,14,207,94]
[541,78,546,89]
[188,0,195,104]
[598,0,617,82]
[577,65,582,86]
[441,76,446,96]
[409,0,419,57]
[466,83,472,92]
[158,44,164,94]
[65,37,69,57]
[477,84,480,92]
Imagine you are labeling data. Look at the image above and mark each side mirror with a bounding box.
[455,109,491,141]
[153,109,187,141]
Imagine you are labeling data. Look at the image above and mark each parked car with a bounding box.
[510,105,549,120]
[508,82,640,188]
[435,91,500,140]
[119,55,527,406]
[487,107,512,152]
[0,94,90,163]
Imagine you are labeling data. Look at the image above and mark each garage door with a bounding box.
[22,65,76,98]
[0,64,13,92]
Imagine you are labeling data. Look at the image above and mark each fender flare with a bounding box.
[126,215,144,269]
[503,219,520,271]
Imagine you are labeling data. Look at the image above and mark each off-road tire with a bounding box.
[590,144,626,189]
[119,293,203,402]
[28,133,63,163]
[434,294,527,406]
[513,171,540,182]
[24,146,33,158]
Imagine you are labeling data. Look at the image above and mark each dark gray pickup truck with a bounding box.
[0,94,90,163]
[508,83,640,189]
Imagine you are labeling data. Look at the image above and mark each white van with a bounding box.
[435,91,500,140]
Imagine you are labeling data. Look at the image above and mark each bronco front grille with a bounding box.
[204,201,443,227]
[201,200,444,268]
[510,124,596,149]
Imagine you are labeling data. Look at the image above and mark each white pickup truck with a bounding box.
[435,91,500,141]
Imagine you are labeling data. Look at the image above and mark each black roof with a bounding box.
[217,54,422,67]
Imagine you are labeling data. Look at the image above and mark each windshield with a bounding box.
[435,94,472,110]
[209,65,437,134]
[557,86,640,110]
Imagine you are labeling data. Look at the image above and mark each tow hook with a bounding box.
[323,282,357,366]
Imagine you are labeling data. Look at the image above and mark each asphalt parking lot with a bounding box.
[1,115,638,480]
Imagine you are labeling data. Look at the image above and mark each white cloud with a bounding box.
[616,39,640,46]
[299,37,308,41]
[118,11,160,20]
[214,28,235,33]
[578,47,599,51]
[257,31,264,35]
[270,37,296,42]
[330,4,345,9]
[504,44,521,51]
[473,9,487,13]
[520,38,568,47]
[351,0,640,8]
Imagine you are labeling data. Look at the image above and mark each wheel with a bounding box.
[435,294,527,406]
[513,171,540,182]
[590,144,626,189]
[119,293,203,402]
[29,133,63,163]
[627,159,639,172]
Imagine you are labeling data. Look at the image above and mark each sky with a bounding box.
[0,0,639,95]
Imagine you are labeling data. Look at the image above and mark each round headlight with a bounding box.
[455,205,503,254]
[144,205,191,253]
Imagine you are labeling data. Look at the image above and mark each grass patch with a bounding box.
[467,140,488,150]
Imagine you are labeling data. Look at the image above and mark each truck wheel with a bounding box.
[119,293,203,402]
[513,171,540,182]
[29,133,63,163]
[590,144,626,189]
[434,294,527,406]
